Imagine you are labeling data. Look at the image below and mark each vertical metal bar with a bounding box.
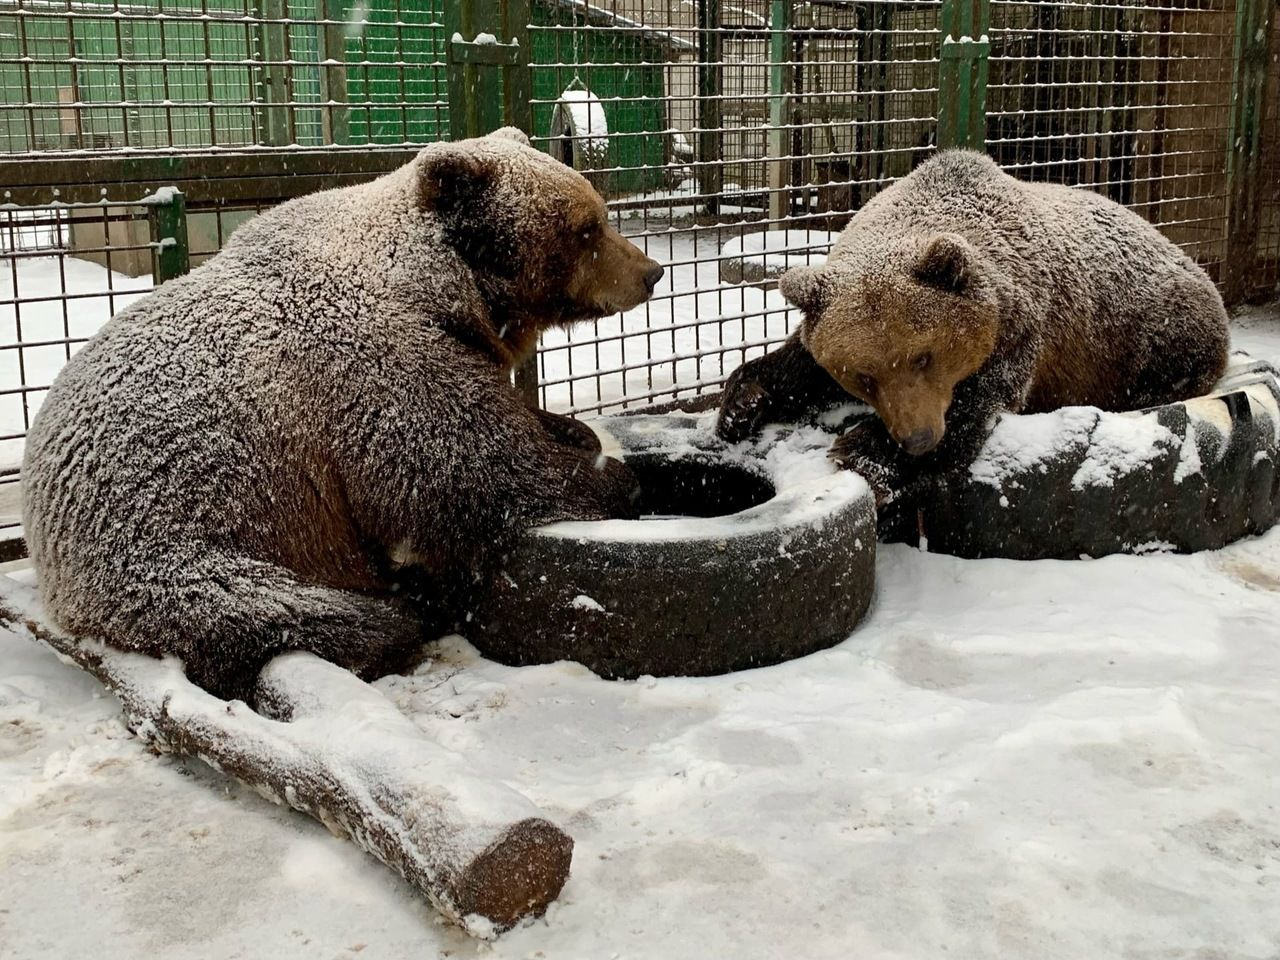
[767,0,792,225]
[14,3,37,151]
[257,0,290,145]
[113,0,131,147]
[697,0,722,214]
[445,0,538,405]
[159,0,176,148]
[394,0,408,142]
[502,0,532,136]
[1224,0,1275,304]
[504,0,535,405]
[870,0,893,188]
[475,0,502,135]
[146,190,191,285]
[64,0,84,147]
[320,0,348,144]
[937,0,989,150]
[203,0,217,146]
[443,1,469,141]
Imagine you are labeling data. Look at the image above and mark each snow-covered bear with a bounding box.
[717,148,1229,504]
[23,128,663,701]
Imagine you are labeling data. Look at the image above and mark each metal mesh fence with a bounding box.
[529,0,940,414]
[987,0,1236,279]
[0,200,155,543]
[0,0,1276,554]
[0,0,448,153]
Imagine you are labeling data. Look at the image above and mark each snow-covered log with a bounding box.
[0,575,572,938]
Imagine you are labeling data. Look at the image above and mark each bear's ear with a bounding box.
[488,127,530,146]
[912,233,975,294]
[778,266,835,315]
[417,145,496,211]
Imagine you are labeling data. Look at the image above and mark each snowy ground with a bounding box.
[0,244,1278,957]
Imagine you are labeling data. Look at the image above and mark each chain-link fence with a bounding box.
[0,0,1277,552]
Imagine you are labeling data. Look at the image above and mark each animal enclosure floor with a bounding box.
[0,281,1278,956]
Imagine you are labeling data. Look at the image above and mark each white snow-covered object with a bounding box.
[0,576,572,939]
[549,88,610,170]
[881,353,1280,559]
[719,230,837,285]
[463,414,875,678]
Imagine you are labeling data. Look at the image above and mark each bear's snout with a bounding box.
[591,228,663,313]
[898,427,939,456]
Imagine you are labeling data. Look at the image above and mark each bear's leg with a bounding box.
[151,556,424,703]
[716,335,850,442]
[517,442,641,525]
[1124,276,1230,409]
[531,407,602,453]
[829,417,912,505]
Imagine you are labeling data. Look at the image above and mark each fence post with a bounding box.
[320,0,350,146]
[1223,0,1275,304]
[145,189,191,285]
[256,0,291,146]
[767,0,793,225]
[445,0,539,406]
[937,0,990,151]
[697,0,723,214]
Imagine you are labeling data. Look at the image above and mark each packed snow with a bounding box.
[0,237,1278,958]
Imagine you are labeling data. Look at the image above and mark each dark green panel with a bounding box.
[529,4,668,197]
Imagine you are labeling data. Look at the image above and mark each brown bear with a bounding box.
[22,128,664,702]
[717,149,1230,504]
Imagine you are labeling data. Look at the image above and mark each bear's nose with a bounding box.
[900,428,938,456]
[643,264,665,293]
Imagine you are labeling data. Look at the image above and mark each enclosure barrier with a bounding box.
[0,0,1278,556]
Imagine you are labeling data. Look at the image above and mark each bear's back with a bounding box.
[832,149,1203,308]
[22,175,455,598]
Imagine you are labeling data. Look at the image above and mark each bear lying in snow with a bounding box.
[23,128,664,702]
[717,149,1230,504]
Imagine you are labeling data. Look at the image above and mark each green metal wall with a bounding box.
[1,0,672,179]
[0,0,257,152]
[529,4,669,197]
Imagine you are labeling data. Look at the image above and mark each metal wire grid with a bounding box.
[0,0,449,153]
[528,0,941,415]
[0,201,155,537]
[987,0,1235,278]
[0,0,1270,441]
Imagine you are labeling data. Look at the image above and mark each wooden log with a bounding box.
[0,576,572,938]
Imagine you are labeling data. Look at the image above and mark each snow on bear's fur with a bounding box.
[22,128,663,701]
[717,149,1230,504]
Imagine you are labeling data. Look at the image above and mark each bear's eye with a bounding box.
[856,373,877,396]
[913,352,932,372]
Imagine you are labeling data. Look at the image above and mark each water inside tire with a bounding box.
[624,453,776,519]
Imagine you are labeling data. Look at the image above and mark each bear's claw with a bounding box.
[829,422,906,507]
[716,378,770,442]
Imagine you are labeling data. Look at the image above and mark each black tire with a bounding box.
[461,414,876,678]
[883,354,1280,559]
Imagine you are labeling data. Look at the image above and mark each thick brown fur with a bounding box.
[717,150,1230,503]
[22,128,664,701]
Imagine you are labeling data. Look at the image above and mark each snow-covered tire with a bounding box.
[461,415,876,679]
[884,354,1280,559]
